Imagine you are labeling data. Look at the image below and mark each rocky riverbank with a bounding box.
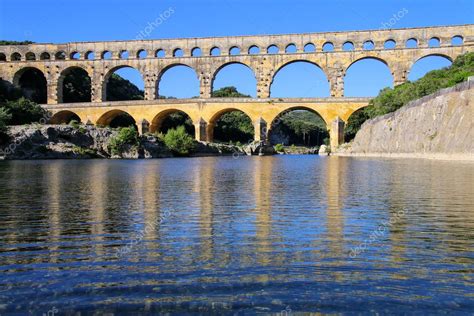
[0,125,277,160]
[334,80,474,161]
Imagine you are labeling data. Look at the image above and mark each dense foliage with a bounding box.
[0,40,33,45]
[108,126,139,156]
[160,112,195,136]
[162,126,196,156]
[62,68,92,103]
[106,74,144,101]
[272,111,328,146]
[345,52,474,142]
[211,86,251,98]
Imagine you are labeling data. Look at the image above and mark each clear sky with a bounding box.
[1,0,472,97]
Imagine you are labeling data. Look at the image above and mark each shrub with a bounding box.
[1,97,49,125]
[163,125,196,156]
[0,107,11,143]
[274,143,285,152]
[108,126,139,156]
[69,120,80,129]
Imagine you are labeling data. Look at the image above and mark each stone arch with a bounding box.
[150,109,195,135]
[58,66,92,103]
[103,65,144,101]
[13,66,47,103]
[408,54,453,81]
[50,110,82,124]
[207,108,255,143]
[270,60,330,97]
[344,57,393,97]
[267,106,329,145]
[11,52,21,61]
[157,63,199,98]
[0,53,6,61]
[285,43,297,53]
[55,51,66,60]
[229,46,241,55]
[25,52,36,61]
[211,61,257,97]
[96,109,137,128]
[40,52,51,60]
[248,45,260,54]
[191,47,202,57]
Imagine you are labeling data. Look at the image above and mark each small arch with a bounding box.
[137,49,147,59]
[267,45,279,54]
[26,52,36,61]
[285,44,297,53]
[70,52,80,60]
[102,51,112,59]
[363,40,375,50]
[451,35,463,46]
[50,111,82,125]
[384,39,396,49]
[406,38,418,48]
[96,110,137,129]
[229,46,241,55]
[209,109,255,143]
[248,45,260,54]
[55,51,66,60]
[119,50,129,59]
[40,52,51,60]
[173,48,184,57]
[155,49,165,58]
[0,53,6,62]
[429,37,440,48]
[191,47,202,57]
[85,51,95,60]
[150,109,195,136]
[11,52,22,61]
[269,107,329,146]
[304,43,316,53]
[343,41,354,51]
[322,42,334,52]
[210,47,221,56]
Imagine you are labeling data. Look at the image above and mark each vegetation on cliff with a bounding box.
[345,52,474,141]
[162,126,196,156]
[108,126,140,156]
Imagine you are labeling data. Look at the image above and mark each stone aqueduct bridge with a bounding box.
[0,24,472,147]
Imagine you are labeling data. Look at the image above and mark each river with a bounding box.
[0,156,473,314]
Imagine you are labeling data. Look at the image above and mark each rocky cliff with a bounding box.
[336,80,473,160]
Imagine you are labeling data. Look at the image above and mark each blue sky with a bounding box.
[1,0,472,97]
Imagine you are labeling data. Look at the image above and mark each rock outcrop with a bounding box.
[336,80,473,160]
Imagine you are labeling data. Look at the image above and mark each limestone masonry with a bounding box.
[0,24,473,148]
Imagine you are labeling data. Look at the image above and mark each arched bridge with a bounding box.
[0,24,472,147]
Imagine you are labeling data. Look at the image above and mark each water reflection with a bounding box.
[0,157,473,313]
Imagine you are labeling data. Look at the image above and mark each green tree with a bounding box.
[2,97,48,125]
[344,52,474,141]
[163,125,196,156]
[108,126,139,156]
[211,86,251,98]
[106,74,144,101]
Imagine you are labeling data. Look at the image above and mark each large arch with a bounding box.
[270,60,330,97]
[150,108,195,136]
[408,54,453,81]
[211,62,257,97]
[13,67,47,104]
[58,66,91,103]
[344,57,393,97]
[103,66,144,101]
[157,64,199,99]
[50,110,82,124]
[268,106,329,146]
[207,108,255,143]
[96,109,137,128]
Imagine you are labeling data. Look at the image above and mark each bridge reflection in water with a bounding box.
[0,157,473,312]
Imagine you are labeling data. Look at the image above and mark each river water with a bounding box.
[0,156,473,314]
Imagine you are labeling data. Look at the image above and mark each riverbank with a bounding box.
[0,124,280,160]
[334,80,473,161]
